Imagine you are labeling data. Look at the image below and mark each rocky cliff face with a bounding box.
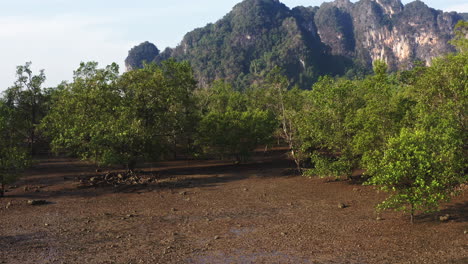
[316,0,464,69]
[125,41,160,71]
[158,0,326,88]
[126,0,466,88]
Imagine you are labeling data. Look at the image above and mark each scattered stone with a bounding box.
[338,203,348,209]
[243,188,248,191]
[376,216,383,221]
[79,171,154,187]
[287,202,292,206]
[280,232,287,236]
[439,214,450,222]
[27,200,48,206]
[179,191,187,196]
[45,223,50,227]
[126,214,135,218]
[6,202,12,209]
[171,208,178,212]
[214,235,220,240]
[464,230,467,235]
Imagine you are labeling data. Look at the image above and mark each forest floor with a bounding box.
[0,149,467,264]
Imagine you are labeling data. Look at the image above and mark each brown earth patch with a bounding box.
[0,153,466,264]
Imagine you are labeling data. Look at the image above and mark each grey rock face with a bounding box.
[315,0,464,69]
[125,41,160,71]
[127,0,466,88]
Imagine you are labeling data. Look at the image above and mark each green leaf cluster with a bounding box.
[195,81,277,161]
[42,60,197,170]
[0,101,30,196]
[289,51,467,219]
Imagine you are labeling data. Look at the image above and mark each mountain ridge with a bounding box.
[126,0,467,88]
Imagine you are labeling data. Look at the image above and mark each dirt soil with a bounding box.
[0,151,467,264]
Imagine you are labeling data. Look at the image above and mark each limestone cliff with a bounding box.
[126,0,466,88]
[315,0,464,69]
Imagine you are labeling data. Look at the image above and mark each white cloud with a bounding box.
[0,14,136,91]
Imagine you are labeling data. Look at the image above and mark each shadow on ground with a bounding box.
[5,157,297,200]
[417,201,468,223]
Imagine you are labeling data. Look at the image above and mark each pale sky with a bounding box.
[0,0,466,91]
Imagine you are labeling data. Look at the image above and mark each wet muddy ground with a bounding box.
[0,153,467,263]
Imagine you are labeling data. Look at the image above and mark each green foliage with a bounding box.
[364,52,467,221]
[247,67,307,170]
[365,128,461,223]
[450,20,468,53]
[0,62,46,196]
[3,62,47,155]
[197,109,276,161]
[299,76,362,177]
[0,101,30,197]
[292,48,466,221]
[196,80,277,161]
[42,60,197,170]
[41,62,120,165]
[350,61,412,168]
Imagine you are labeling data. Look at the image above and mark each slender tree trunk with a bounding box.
[410,203,415,224]
[30,129,35,155]
[94,150,98,167]
[173,135,177,160]
[127,160,136,173]
[30,91,37,156]
[278,84,301,173]
[0,178,5,198]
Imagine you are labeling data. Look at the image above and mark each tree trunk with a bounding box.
[127,160,136,172]
[0,181,5,198]
[30,129,35,156]
[410,203,415,224]
[173,136,177,160]
[30,91,37,156]
[290,149,301,173]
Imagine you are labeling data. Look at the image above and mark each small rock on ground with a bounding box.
[439,214,450,222]
[27,200,48,206]
[338,203,348,209]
